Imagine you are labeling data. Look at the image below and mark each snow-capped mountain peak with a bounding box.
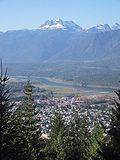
[87,24,111,33]
[112,23,120,30]
[40,19,65,30]
[55,18,63,23]
[96,24,111,31]
[39,19,120,33]
[39,19,83,31]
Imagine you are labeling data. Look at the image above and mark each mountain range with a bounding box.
[39,19,120,32]
[0,19,120,64]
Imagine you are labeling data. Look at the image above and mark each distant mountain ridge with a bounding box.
[39,19,120,32]
[0,19,120,64]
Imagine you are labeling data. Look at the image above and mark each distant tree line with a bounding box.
[0,63,120,160]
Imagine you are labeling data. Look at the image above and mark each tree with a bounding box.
[108,88,120,160]
[65,112,90,160]
[9,80,44,160]
[100,87,120,160]
[0,62,14,160]
[89,123,105,160]
[46,112,67,160]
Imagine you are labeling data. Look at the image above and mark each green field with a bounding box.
[9,76,115,97]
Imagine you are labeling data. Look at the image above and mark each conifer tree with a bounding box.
[108,88,120,160]
[89,123,105,160]
[66,112,90,160]
[100,87,120,160]
[46,112,67,160]
[10,80,43,160]
[0,62,13,160]
[21,80,43,160]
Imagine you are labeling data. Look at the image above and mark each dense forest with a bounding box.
[1,64,120,160]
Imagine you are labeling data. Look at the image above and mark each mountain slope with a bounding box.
[0,19,120,64]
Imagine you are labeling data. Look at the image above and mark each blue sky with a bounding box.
[0,0,120,31]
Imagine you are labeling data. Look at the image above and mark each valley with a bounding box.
[9,75,115,98]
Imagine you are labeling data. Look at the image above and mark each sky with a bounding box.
[0,0,120,31]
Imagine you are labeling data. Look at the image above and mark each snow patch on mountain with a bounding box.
[39,19,120,33]
[112,23,120,30]
[87,24,111,33]
[39,19,83,31]
[40,19,65,30]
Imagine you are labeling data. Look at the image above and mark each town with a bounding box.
[14,95,115,134]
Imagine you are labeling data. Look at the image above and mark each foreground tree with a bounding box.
[65,113,90,160]
[46,112,67,160]
[100,87,120,160]
[9,81,44,160]
[89,123,105,160]
[108,88,120,160]
[0,62,14,160]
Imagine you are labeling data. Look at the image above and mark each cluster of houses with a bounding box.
[31,95,115,133]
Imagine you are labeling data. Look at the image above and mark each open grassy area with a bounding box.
[34,84,79,97]
[9,76,114,97]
